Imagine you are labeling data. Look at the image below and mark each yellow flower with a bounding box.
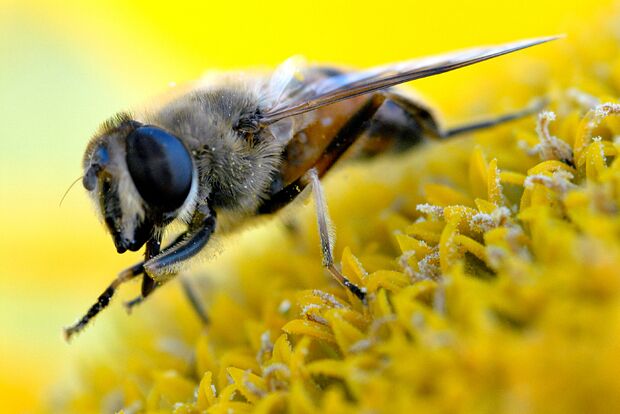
[46,11,620,414]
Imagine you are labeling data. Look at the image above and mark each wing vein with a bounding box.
[260,36,560,125]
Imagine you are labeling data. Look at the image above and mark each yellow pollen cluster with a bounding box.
[46,14,620,414]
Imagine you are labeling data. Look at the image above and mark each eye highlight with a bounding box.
[126,126,193,213]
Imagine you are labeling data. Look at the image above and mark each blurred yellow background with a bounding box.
[0,0,614,412]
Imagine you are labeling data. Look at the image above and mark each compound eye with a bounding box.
[126,126,193,213]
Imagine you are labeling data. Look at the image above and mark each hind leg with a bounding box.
[362,92,544,155]
[441,99,545,137]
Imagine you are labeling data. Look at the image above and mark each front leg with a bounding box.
[123,236,162,311]
[124,211,217,312]
[63,260,145,341]
[146,212,217,281]
[64,211,216,340]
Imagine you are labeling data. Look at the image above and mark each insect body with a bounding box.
[64,37,557,340]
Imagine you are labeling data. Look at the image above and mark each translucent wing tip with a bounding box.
[458,34,565,70]
[528,34,565,42]
[259,35,564,125]
[507,35,565,51]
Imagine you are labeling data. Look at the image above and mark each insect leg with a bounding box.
[124,274,210,325]
[442,99,545,137]
[142,235,162,292]
[179,276,209,324]
[63,261,144,341]
[306,168,367,303]
[144,213,217,281]
[123,213,217,312]
[383,92,544,139]
[123,236,164,312]
[259,94,391,301]
[126,274,209,323]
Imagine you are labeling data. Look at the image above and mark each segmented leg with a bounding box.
[256,91,542,305]
[180,276,209,324]
[141,236,162,293]
[63,235,164,340]
[64,212,216,339]
[123,231,182,311]
[125,275,210,325]
[383,91,545,139]
[360,92,545,158]
[124,213,217,312]
[145,214,217,281]
[442,98,546,137]
[307,168,366,302]
[63,260,144,341]
[258,94,390,301]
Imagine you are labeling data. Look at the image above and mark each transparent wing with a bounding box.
[262,55,307,108]
[259,36,560,126]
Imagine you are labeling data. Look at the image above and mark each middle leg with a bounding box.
[306,168,367,303]
[259,94,391,301]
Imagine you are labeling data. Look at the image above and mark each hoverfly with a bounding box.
[64,36,558,340]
